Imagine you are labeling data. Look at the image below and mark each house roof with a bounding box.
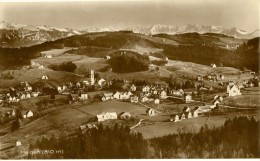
[104,93,113,97]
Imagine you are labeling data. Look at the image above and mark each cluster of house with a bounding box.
[95,112,131,122]
[0,82,40,105]
[3,109,33,119]
[170,106,210,122]
[198,74,225,82]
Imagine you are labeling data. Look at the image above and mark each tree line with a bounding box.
[28,116,259,159]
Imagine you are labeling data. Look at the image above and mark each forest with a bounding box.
[28,116,259,159]
[108,51,149,73]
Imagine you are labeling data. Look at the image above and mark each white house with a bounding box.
[96,112,117,122]
[141,96,149,102]
[183,106,191,113]
[45,54,52,58]
[154,98,160,104]
[210,64,217,68]
[104,55,111,59]
[227,84,241,97]
[170,114,180,122]
[102,93,114,101]
[160,90,167,99]
[130,84,137,92]
[171,89,184,96]
[31,92,39,97]
[142,86,150,93]
[98,78,106,87]
[79,93,88,100]
[180,113,186,120]
[26,110,33,118]
[184,94,192,103]
[146,108,155,116]
[57,86,62,92]
[185,111,193,119]
[42,75,48,80]
[113,91,122,99]
[16,141,22,147]
[130,96,139,103]
[192,107,200,117]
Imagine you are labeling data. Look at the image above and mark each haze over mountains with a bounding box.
[0,21,259,48]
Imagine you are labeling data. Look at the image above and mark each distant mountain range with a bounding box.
[0,21,84,47]
[128,24,259,39]
[0,21,259,47]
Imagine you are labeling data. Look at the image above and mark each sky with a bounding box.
[0,0,259,32]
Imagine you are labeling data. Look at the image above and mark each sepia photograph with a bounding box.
[0,0,259,159]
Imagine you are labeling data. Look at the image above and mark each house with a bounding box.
[154,98,160,104]
[25,93,31,99]
[184,94,192,103]
[211,100,220,109]
[118,112,131,119]
[195,105,212,113]
[160,90,167,99]
[146,108,155,116]
[220,74,225,80]
[21,111,27,118]
[96,115,105,122]
[170,114,180,122]
[171,89,184,96]
[98,78,106,87]
[142,86,150,93]
[96,112,117,122]
[103,112,117,120]
[26,110,33,118]
[180,113,186,120]
[31,92,39,97]
[130,95,139,103]
[104,55,111,59]
[183,106,191,113]
[79,93,88,100]
[16,141,22,147]
[101,93,114,101]
[130,84,137,92]
[42,75,48,80]
[227,84,241,97]
[57,86,62,92]
[185,111,193,119]
[113,91,122,99]
[192,107,200,117]
[45,54,52,58]
[83,80,90,85]
[210,64,217,68]
[141,96,149,103]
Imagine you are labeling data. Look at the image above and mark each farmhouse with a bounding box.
[180,113,186,120]
[130,84,137,92]
[141,96,149,103]
[79,93,88,100]
[185,111,193,119]
[96,112,117,122]
[171,89,184,96]
[183,106,191,113]
[146,108,155,116]
[113,91,122,99]
[184,94,192,103]
[130,95,139,103]
[227,83,241,97]
[210,63,217,68]
[160,90,167,99]
[45,54,52,58]
[98,78,106,87]
[192,107,200,117]
[142,86,150,93]
[170,114,180,122]
[101,93,113,101]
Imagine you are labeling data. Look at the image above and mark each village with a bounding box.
[1,62,259,138]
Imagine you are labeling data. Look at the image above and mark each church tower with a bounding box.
[90,70,94,85]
